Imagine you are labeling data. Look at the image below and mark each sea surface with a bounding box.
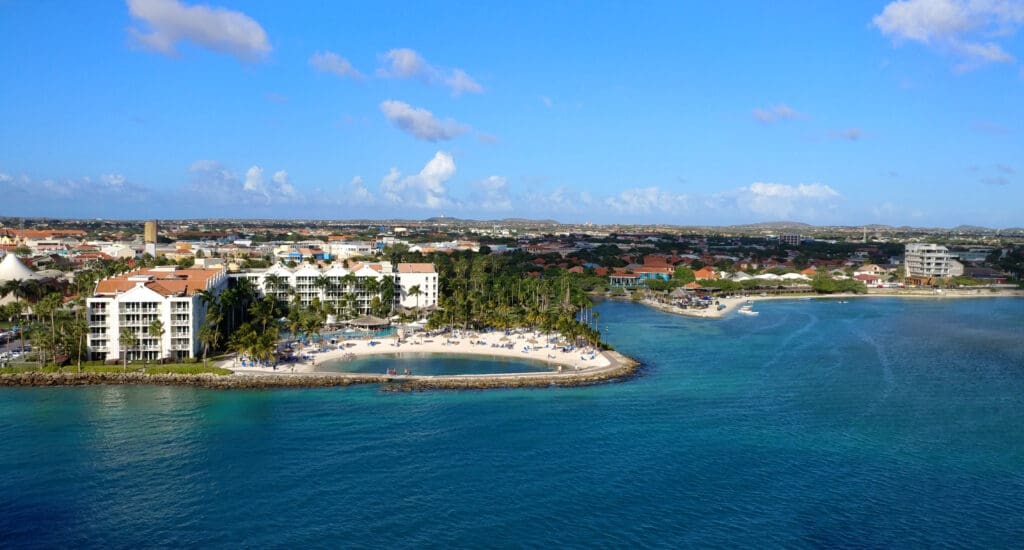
[2,298,1023,547]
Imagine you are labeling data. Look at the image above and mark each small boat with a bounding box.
[738,305,759,316]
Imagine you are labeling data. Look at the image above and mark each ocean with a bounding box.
[2,298,1023,547]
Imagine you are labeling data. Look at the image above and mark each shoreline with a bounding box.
[2,328,642,390]
[639,288,1024,319]
[224,328,613,376]
[0,350,640,390]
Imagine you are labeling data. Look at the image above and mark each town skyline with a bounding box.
[2,0,1023,225]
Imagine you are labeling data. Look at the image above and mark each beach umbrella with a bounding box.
[527,338,539,344]
[500,336,510,341]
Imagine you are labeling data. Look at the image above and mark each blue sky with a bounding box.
[1,0,1022,226]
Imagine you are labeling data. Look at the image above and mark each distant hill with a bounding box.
[724,221,815,231]
[951,225,997,233]
[423,216,560,225]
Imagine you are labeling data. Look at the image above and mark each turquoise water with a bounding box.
[2,298,1023,547]
[319,353,554,375]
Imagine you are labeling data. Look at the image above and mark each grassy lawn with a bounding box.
[1,362,232,376]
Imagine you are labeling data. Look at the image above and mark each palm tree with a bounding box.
[149,318,165,364]
[198,309,222,368]
[232,277,258,327]
[68,315,88,373]
[263,273,286,302]
[362,277,380,316]
[407,284,423,318]
[218,287,238,332]
[379,276,396,317]
[314,275,331,301]
[249,295,277,333]
[196,288,219,316]
[119,326,138,371]
[0,279,21,304]
[32,292,62,367]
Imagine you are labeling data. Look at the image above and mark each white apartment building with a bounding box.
[231,261,438,315]
[904,243,964,279]
[87,266,228,362]
[328,241,378,259]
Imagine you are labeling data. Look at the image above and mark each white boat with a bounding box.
[738,305,759,316]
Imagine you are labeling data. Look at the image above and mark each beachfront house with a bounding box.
[231,261,438,316]
[609,269,640,288]
[86,266,229,362]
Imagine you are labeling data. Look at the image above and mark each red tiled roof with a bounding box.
[94,267,223,297]
[634,266,674,274]
[397,263,435,273]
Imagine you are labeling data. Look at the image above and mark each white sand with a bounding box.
[223,329,611,375]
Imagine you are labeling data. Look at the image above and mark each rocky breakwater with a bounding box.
[391,351,640,391]
[0,371,389,389]
[0,352,641,390]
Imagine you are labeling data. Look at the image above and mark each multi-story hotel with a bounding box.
[231,261,438,315]
[904,243,964,280]
[87,266,228,362]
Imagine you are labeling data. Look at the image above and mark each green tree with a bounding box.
[407,284,422,318]
[149,318,165,363]
[119,327,138,371]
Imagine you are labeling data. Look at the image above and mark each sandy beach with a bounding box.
[224,328,612,376]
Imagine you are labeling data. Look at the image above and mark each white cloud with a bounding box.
[604,186,689,214]
[309,50,362,79]
[377,48,429,79]
[344,176,376,205]
[379,100,469,141]
[272,170,297,198]
[242,166,297,203]
[242,166,264,194]
[752,103,805,124]
[380,152,456,209]
[189,161,297,204]
[470,176,513,211]
[444,69,484,96]
[729,182,841,219]
[376,48,484,96]
[872,0,1024,70]
[520,186,594,214]
[0,171,151,203]
[126,0,271,62]
[100,173,128,190]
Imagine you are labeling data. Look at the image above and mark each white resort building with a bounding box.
[231,261,438,315]
[904,243,964,280]
[86,266,229,362]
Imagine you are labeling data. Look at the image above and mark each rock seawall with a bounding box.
[0,352,640,391]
